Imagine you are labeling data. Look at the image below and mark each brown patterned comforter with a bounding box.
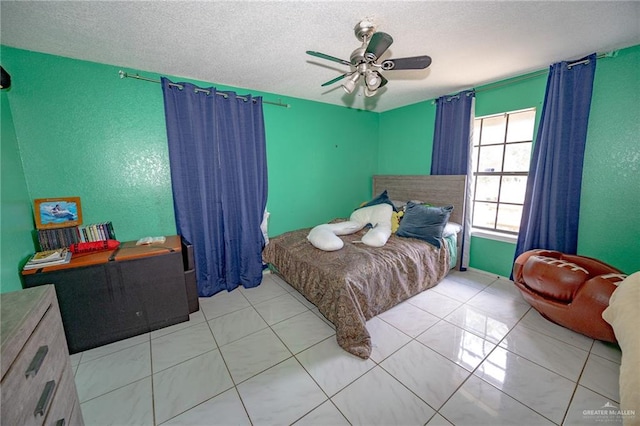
[262,225,450,359]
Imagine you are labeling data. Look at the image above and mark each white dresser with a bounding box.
[1,285,83,426]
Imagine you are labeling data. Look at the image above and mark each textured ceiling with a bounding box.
[1,1,639,112]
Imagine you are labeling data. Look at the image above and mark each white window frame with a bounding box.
[470,108,536,241]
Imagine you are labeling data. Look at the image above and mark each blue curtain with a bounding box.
[162,78,268,296]
[431,90,475,270]
[431,90,475,175]
[514,54,596,260]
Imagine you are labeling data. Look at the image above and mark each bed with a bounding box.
[262,175,467,359]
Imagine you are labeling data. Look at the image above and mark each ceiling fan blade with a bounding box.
[379,73,389,88]
[306,51,351,67]
[321,73,350,87]
[365,32,393,60]
[381,55,432,70]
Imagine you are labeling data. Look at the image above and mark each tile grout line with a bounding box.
[76,269,623,426]
[245,276,358,424]
[148,334,157,426]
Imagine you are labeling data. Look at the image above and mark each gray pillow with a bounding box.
[396,202,454,248]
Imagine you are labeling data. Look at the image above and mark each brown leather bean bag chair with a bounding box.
[513,249,627,343]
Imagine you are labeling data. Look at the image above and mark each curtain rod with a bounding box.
[474,52,613,94]
[435,51,616,102]
[118,70,290,108]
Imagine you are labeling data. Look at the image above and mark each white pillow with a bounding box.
[350,203,393,248]
[361,224,392,247]
[307,221,364,251]
[350,203,393,227]
[331,221,364,236]
[307,204,393,252]
[442,222,463,238]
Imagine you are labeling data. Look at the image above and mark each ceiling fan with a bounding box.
[306,20,432,97]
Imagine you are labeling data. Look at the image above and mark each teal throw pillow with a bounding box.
[396,202,454,248]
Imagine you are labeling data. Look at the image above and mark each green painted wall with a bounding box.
[264,100,379,233]
[470,47,640,275]
[4,49,175,242]
[378,101,436,174]
[1,46,379,251]
[469,236,517,278]
[379,45,640,276]
[578,46,640,274]
[1,89,37,293]
[3,43,638,287]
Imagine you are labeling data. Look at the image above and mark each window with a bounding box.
[471,108,536,235]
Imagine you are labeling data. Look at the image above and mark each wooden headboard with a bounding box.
[373,175,467,269]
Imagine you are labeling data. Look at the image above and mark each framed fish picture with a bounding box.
[34,197,83,229]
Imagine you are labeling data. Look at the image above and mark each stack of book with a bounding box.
[37,226,79,251]
[77,222,116,243]
[37,221,116,251]
[23,248,72,270]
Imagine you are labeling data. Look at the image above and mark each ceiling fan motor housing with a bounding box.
[350,47,366,66]
[354,21,376,42]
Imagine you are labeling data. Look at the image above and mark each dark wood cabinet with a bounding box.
[22,236,189,354]
[180,236,199,313]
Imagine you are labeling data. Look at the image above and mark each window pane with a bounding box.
[479,115,506,145]
[497,204,523,233]
[506,110,536,142]
[499,176,527,204]
[475,176,500,202]
[477,145,503,172]
[472,202,496,229]
[503,142,532,172]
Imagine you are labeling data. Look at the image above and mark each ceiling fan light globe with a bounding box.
[365,70,382,90]
[364,70,382,91]
[342,72,360,94]
[364,87,377,97]
[342,80,356,94]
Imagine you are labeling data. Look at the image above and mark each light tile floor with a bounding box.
[71,269,624,425]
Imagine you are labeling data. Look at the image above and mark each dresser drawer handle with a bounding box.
[25,345,49,378]
[34,380,56,417]
[55,419,66,426]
